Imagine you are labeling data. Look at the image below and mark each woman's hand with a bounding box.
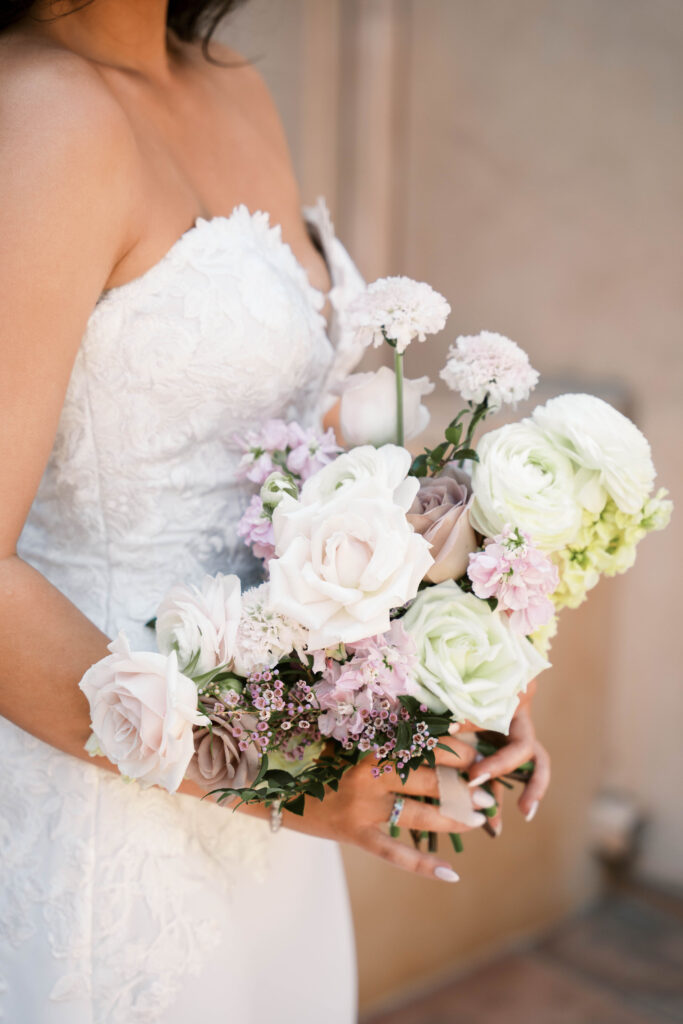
[237,735,488,882]
[465,691,551,828]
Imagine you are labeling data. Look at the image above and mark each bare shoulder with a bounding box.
[0,33,138,229]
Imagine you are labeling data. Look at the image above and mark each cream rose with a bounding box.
[401,581,550,733]
[156,573,242,675]
[79,633,207,792]
[269,459,433,649]
[470,421,582,552]
[532,393,656,515]
[407,464,478,583]
[338,367,434,447]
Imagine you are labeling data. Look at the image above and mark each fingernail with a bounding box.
[525,801,539,823]
[492,819,503,837]
[468,772,491,788]
[434,866,460,883]
[472,788,496,810]
[447,723,460,735]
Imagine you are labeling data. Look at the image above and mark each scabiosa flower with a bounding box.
[348,276,450,354]
[236,495,276,560]
[285,424,341,481]
[232,583,308,677]
[467,525,559,634]
[440,331,539,411]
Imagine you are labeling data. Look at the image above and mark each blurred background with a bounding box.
[224,2,682,1020]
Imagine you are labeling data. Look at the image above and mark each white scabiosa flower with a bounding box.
[440,331,539,411]
[232,583,308,677]
[348,275,450,354]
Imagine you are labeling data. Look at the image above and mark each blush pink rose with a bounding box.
[79,633,207,792]
[407,464,478,583]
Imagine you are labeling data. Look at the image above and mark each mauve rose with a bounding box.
[185,697,260,792]
[407,464,478,583]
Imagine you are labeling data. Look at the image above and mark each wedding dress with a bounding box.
[0,199,366,1024]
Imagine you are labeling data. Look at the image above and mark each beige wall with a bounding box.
[226,0,683,1012]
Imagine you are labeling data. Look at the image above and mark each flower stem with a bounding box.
[394,350,405,446]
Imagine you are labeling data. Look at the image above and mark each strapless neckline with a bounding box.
[99,204,332,312]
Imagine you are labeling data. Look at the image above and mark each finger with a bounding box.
[518,742,551,821]
[397,766,440,798]
[433,736,479,769]
[359,827,461,883]
[397,795,486,833]
[467,741,532,787]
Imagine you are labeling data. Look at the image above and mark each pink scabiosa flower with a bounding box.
[467,525,559,634]
[440,331,539,411]
[236,495,276,560]
[348,276,450,354]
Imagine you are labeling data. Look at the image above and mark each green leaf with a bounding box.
[284,794,306,816]
[264,769,297,787]
[145,617,157,630]
[410,453,429,478]
[396,721,411,751]
[454,448,479,462]
[436,741,457,755]
[444,423,462,446]
[306,779,326,801]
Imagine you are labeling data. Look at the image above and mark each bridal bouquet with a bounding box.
[80,276,672,841]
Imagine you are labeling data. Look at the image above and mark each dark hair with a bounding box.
[1,1,249,57]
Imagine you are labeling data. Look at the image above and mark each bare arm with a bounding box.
[0,53,142,768]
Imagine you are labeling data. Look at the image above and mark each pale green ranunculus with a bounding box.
[470,421,582,553]
[401,581,549,734]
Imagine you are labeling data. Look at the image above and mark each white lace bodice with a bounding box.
[17,199,365,646]
[1,199,363,1023]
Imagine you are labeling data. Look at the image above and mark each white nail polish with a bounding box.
[492,820,503,837]
[472,788,496,810]
[468,772,491,788]
[447,723,460,735]
[525,801,539,823]
[434,866,460,883]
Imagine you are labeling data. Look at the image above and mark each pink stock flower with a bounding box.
[285,424,341,481]
[467,525,559,635]
[313,622,417,744]
[236,495,276,560]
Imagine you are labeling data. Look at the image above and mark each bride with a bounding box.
[0,1,551,1021]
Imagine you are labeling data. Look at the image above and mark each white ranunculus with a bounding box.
[299,443,419,512]
[80,633,208,792]
[470,421,582,552]
[156,573,242,676]
[338,367,434,447]
[269,476,434,650]
[532,393,655,515]
[401,581,550,733]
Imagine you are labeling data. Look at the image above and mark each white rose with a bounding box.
[269,479,434,650]
[299,443,419,512]
[156,573,242,675]
[470,421,582,551]
[532,393,655,515]
[338,367,434,447]
[401,581,550,733]
[79,633,208,792]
